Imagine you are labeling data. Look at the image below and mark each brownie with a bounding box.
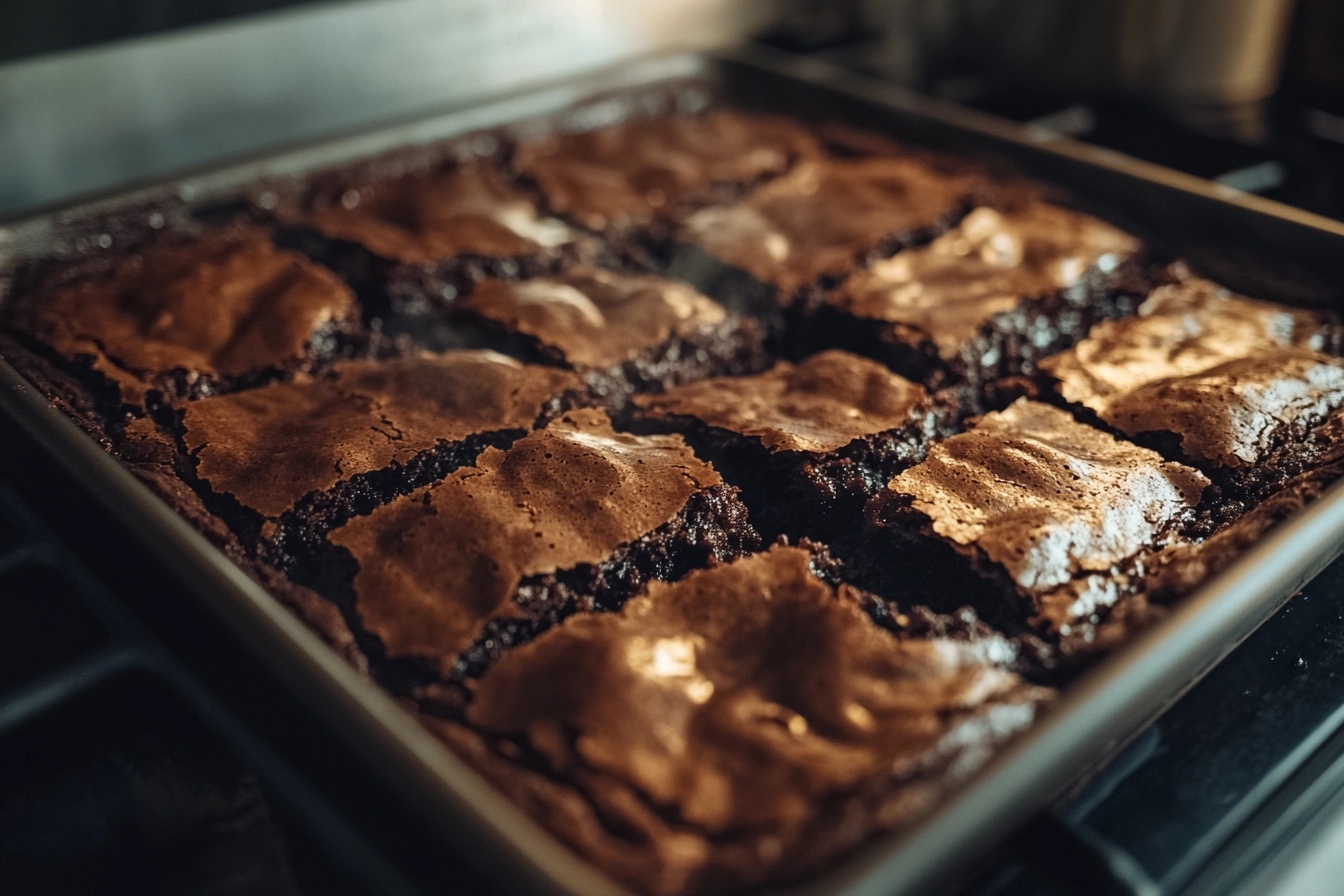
[434,544,1051,896]
[2,228,363,410]
[454,266,769,405]
[323,408,758,692]
[814,203,1144,391]
[865,400,1209,653]
[1039,272,1344,511]
[276,159,582,315]
[630,349,943,540]
[515,107,820,237]
[666,155,977,317]
[174,350,583,564]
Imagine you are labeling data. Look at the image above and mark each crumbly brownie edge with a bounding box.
[449,481,760,682]
[2,302,370,414]
[1179,412,1344,537]
[584,317,771,407]
[0,331,123,449]
[272,226,588,319]
[624,411,939,544]
[856,505,1159,680]
[285,382,591,560]
[261,429,526,574]
[1048,449,1344,672]
[4,358,376,675]
[857,500,1038,636]
[442,309,771,411]
[0,356,281,623]
[121,429,372,673]
[0,199,205,304]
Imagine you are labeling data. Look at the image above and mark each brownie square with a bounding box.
[514,107,821,238]
[2,228,364,410]
[172,350,584,568]
[436,543,1051,896]
[665,155,978,319]
[813,203,1144,391]
[275,158,584,315]
[630,349,943,540]
[1039,272,1344,513]
[865,399,1209,655]
[323,408,759,690]
[453,266,769,406]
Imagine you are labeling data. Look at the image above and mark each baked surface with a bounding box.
[1041,273,1344,483]
[273,156,584,315]
[448,544,1050,896]
[4,228,365,408]
[630,349,942,540]
[815,202,1147,390]
[866,399,1210,656]
[2,93,1341,894]
[516,107,822,234]
[454,265,770,405]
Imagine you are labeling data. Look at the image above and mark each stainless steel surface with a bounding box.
[1251,791,1344,896]
[3,47,1344,896]
[0,0,779,215]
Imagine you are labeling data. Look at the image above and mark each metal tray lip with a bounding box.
[2,45,1344,896]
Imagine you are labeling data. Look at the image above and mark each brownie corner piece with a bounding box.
[450,542,1051,895]
[864,399,1209,651]
[1040,272,1344,507]
[455,265,769,405]
[3,227,364,410]
[323,407,758,687]
[631,349,944,541]
[815,201,1144,391]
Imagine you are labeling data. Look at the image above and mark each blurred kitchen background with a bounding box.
[2,0,1343,218]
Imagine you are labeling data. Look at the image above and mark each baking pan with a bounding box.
[3,46,1344,896]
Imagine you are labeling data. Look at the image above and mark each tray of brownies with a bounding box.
[3,47,1344,896]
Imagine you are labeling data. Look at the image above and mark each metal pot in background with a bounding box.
[857,0,1299,140]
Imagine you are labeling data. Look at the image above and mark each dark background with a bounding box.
[1,0,329,63]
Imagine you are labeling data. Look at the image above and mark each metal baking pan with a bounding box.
[3,46,1344,896]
